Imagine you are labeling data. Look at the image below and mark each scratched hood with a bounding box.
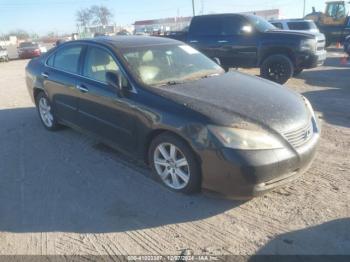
[157,72,310,133]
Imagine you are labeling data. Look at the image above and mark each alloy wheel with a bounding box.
[267,62,287,81]
[38,96,54,128]
[153,143,190,190]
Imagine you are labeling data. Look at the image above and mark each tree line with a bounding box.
[0,5,114,40]
[76,5,114,29]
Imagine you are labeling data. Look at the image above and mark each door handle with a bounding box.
[189,40,198,43]
[218,40,229,43]
[76,84,89,93]
[41,72,49,78]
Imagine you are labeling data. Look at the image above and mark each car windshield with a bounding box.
[247,15,276,32]
[120,44,224,87]
[287,21,317,30]
[19,42,38,48]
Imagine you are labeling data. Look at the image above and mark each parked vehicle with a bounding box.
[39,45,48,54]
[0,46,9,62]
[166,14,327,84]
[269,19,326,75]
[18,42,41,59]
[270,19,320,33]
[344,35,350,55]
[305,1,350,46]
[55,39,67,46]
[25,36,320,198]
[116,30,131,36]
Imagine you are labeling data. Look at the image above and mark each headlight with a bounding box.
[208,126,283,150]
[303,96,316,119]
[300,39,317,52]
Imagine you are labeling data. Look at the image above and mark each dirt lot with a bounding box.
[0,50,349,256]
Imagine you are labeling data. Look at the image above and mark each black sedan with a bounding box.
[25,36,320,198]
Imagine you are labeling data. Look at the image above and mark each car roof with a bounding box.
[84,36,183,49]
[270,19,314,23]
[194,13,253,19]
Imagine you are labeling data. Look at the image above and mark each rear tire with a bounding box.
[149,132,201,194]
[260,54,294,85]
[35,92,60,131]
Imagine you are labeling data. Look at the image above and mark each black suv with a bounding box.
[167,14,327,84]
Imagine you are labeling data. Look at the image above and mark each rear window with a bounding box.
[271,22,283,29]
[19,42,38,48]
[287,21,317,30]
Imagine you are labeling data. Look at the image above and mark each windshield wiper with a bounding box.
[157,80,184,87]
[201,73,220,79]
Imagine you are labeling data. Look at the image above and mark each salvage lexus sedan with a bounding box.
[25,36,320,198]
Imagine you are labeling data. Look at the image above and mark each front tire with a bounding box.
[149,133,201,194]
[260,54,294,85]
[36,92,60,131]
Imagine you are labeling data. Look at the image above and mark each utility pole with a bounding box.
[303,0,306,17]
[192,0,196,16]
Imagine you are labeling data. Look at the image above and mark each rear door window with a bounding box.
[222,16,246,35]
[82,46,119,83]
[51,45,83,74]
[191,16,223,36]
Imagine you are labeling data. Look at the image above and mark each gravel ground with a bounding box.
[0,50,349,256]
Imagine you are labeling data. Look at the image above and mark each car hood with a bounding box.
[265,29,316,39]
[157,72,310,133]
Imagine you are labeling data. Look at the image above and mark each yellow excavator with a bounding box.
[305,1,350,46]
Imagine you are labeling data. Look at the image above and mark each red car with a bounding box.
[18,42,41,59]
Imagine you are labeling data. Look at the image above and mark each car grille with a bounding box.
[283,121,313,148]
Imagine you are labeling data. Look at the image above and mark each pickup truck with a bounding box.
[166,14,327,84]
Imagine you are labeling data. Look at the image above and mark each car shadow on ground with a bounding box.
[251,218,350,256]
[323,56,349,68]
[0,107,242,234]
[295,66,350,128]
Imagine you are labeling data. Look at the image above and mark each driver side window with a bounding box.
[83,46,130,89]
[83,46,119,83]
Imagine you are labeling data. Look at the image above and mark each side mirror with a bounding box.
[106,71,123,97]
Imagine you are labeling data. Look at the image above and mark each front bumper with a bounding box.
[200,130,320,198]
[296,50,327,69]
[19,51,41,59]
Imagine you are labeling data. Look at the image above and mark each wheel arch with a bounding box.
[259,48,296,66]
[33,87,49,105]
[143,128,202,169]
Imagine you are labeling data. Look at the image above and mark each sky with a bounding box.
[0,0,327,36]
